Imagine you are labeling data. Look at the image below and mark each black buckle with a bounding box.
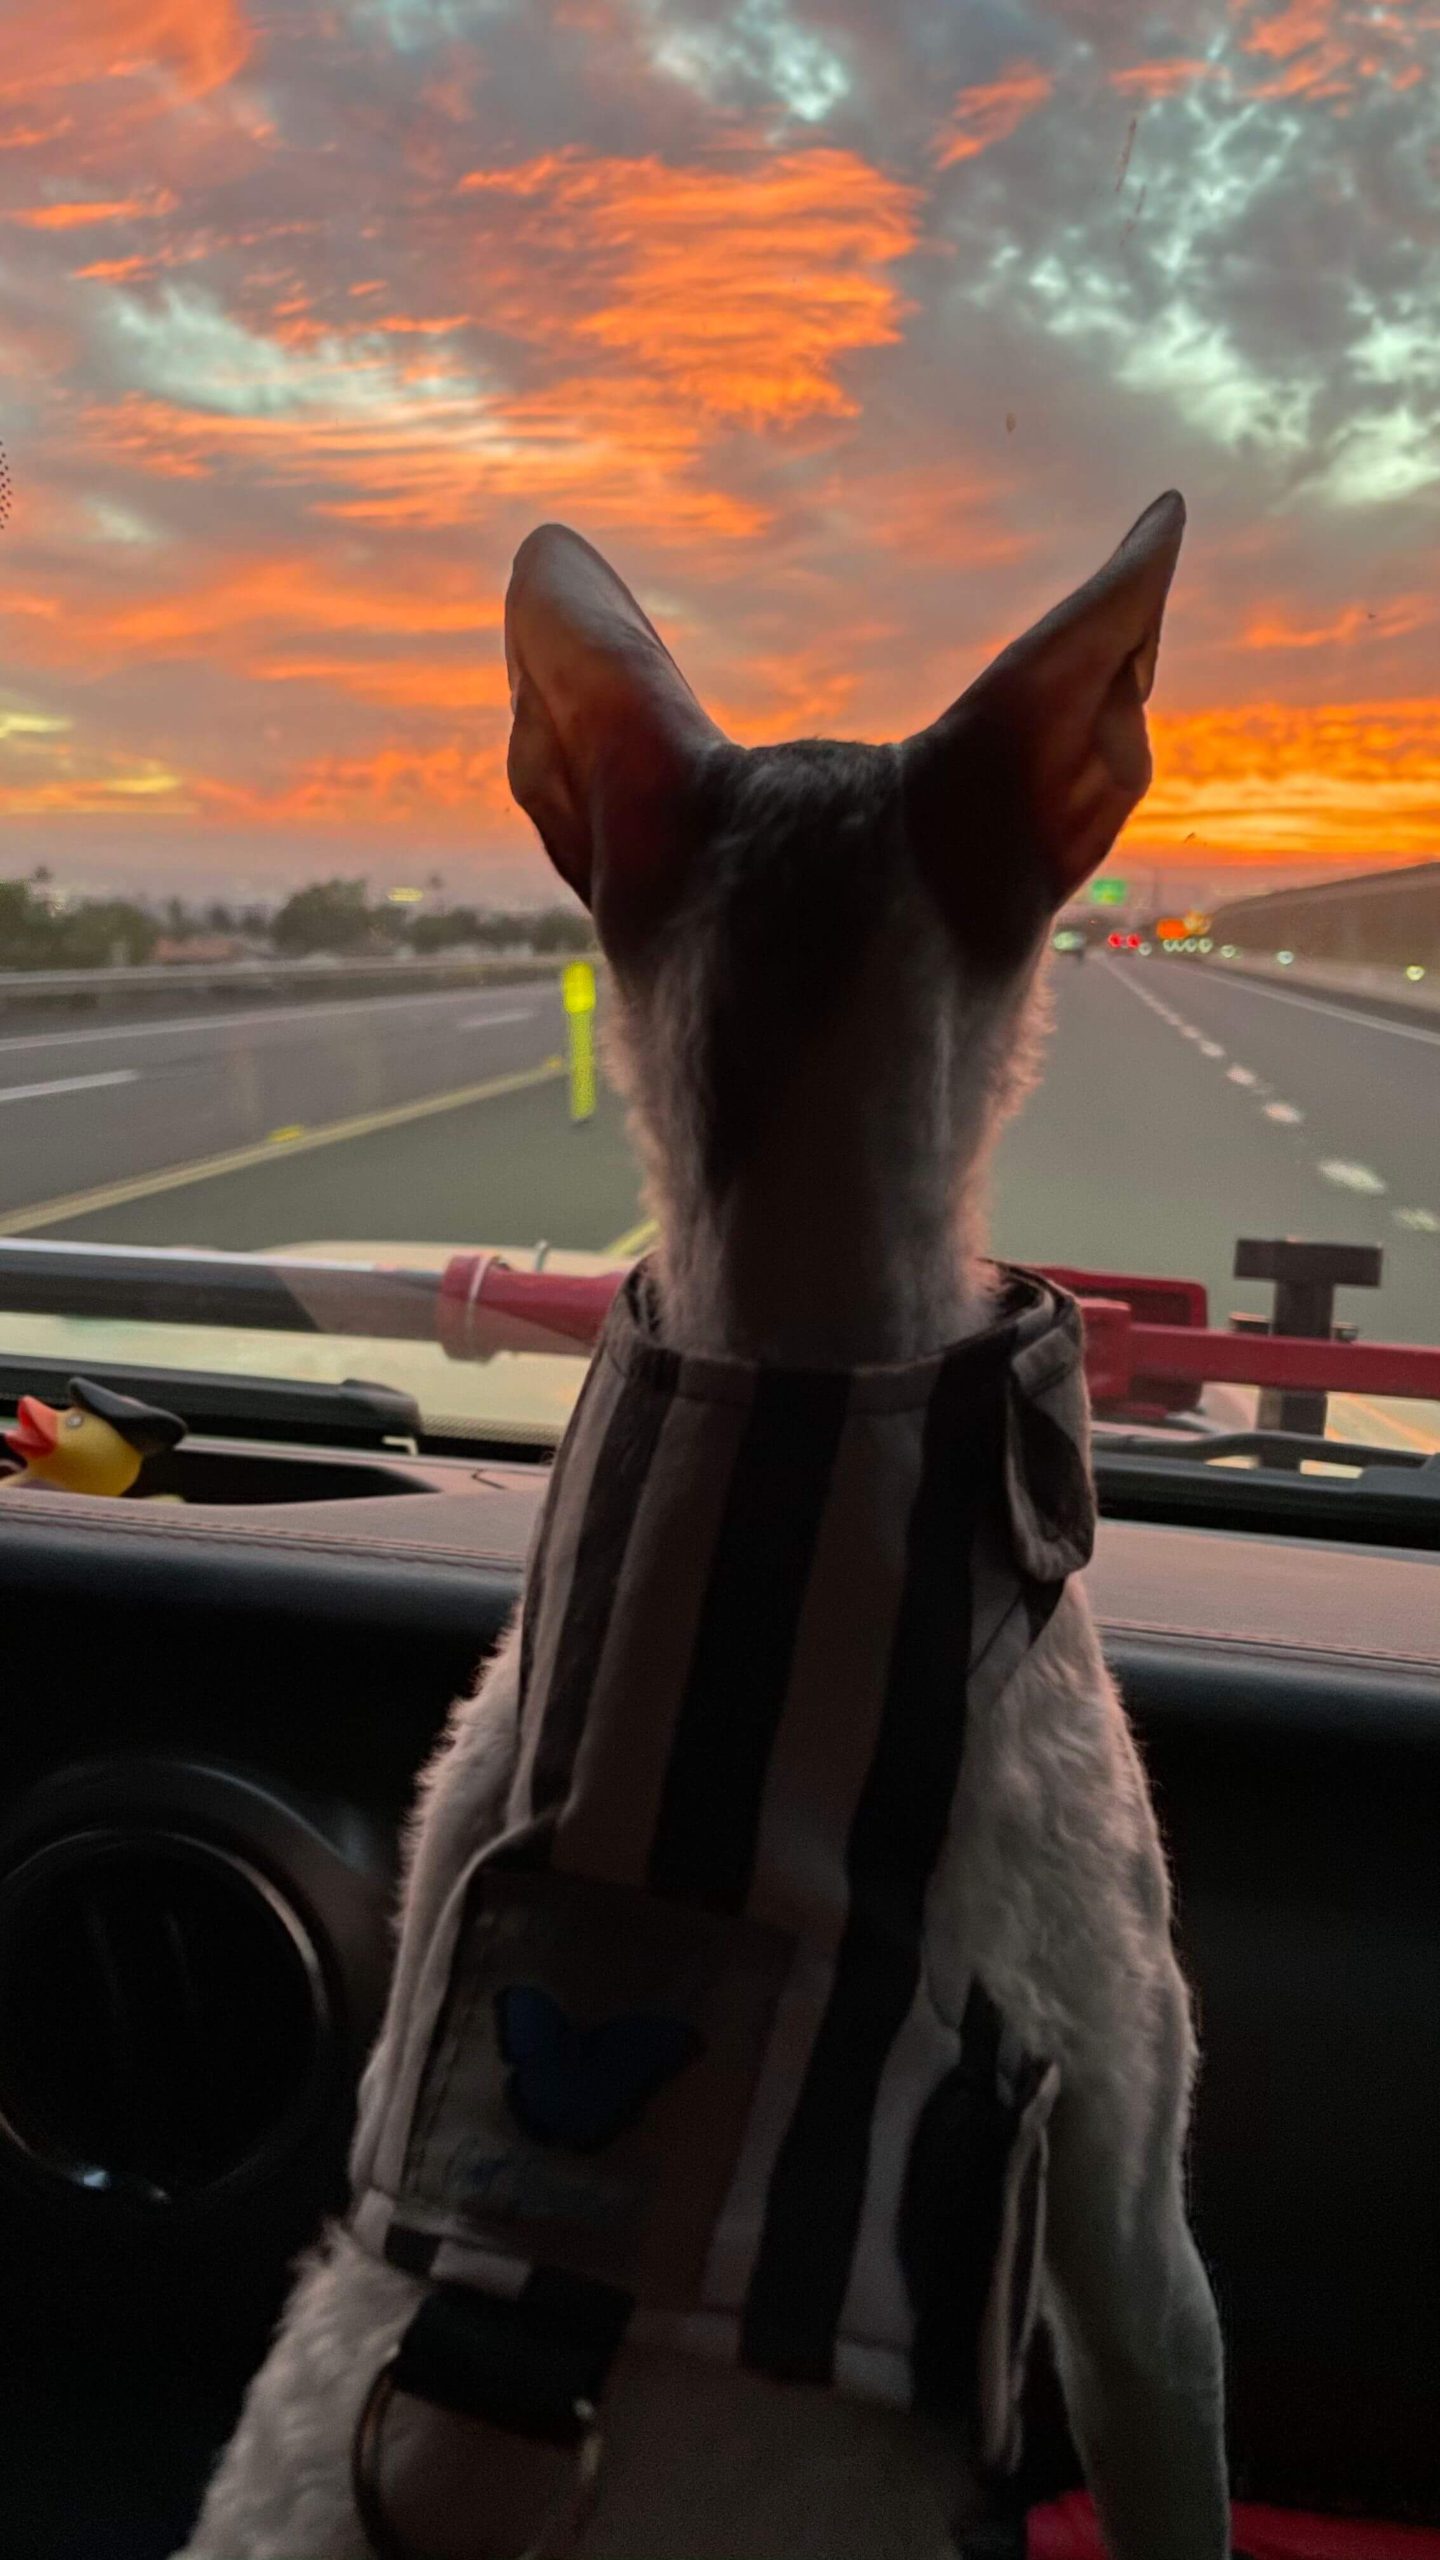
[352,2277,629,2560]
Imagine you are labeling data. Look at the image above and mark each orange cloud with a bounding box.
[457,149,918,428]
[0,746,190,819]
[4,557,503,675]
[7,190,177,228]
[1135,697,1440,858]
[1110,60,1227,99]
[709,647,863,745]
[934,66,1053,168]
[200,736,513,827]
[0,0,251,112]
[815,459,1030,569]
[82,151,917,539]
[247,656,511,713]
[1231,0,1429,102]
[371,314,471,335]
[1239,0,1333,61]
[86,384,769,537]
[1243,600,1432,649]
[0,119,76,150]
[70,253,166,281]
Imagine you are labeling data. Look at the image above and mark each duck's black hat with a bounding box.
[68,1377,186,1456]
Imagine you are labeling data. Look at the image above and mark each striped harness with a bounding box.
[349,1260,1095,2520]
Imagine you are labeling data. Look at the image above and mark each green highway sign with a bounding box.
[1089,879,1128,905]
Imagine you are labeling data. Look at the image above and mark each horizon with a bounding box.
[3,3,1440,891]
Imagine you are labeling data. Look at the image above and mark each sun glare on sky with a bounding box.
[2,0,1439,898]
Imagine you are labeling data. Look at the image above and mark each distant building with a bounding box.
[1208,859,1440,968]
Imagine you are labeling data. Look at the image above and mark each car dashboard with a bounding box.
[0,1447,1436,2557]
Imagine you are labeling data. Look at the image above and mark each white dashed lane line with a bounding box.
[1101,956,1422,1214]
[0,1068,139,1106]
[1317,1159,1388,1195]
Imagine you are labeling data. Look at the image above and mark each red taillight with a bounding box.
[1107,931,1123,947]
[1126,933,1140,948]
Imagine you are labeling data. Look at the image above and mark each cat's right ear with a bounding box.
[505,525,728,945]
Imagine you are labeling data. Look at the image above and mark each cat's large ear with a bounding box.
[505,525,728,941]
[901,491,1185,958]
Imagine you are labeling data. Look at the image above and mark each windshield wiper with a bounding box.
[1093,1426,1432,1472]
[1093,1433,1440,1547]
[0,1356,422,1452]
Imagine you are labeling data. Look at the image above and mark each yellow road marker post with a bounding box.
[605,1216,659,1259]
[563,959,597,1126]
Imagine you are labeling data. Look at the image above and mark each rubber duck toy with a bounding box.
[0,1376,185,1497]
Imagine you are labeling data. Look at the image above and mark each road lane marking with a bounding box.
[606,1215,658,1257]
[1226,1065,1258,1086]
[0,1057,566,1236]
[0,983,557,1058]
[1203,972,1440,1047]
[1316,1158,1387,1195]
[1263,1101,1304,1124]
[1328,1392,1440,1454]
[0,1068,138,1105]
[1394,1206,1440,1232]
[1198,1041,1224,1059]
[1108,950,1440,1048]
[458,1008,535,1029]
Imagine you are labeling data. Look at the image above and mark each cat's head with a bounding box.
[504,498,1183,1356]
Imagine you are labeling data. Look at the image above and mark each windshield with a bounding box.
[1,1,1437,1462]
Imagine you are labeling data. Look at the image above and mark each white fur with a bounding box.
[176,518,1225,2558]
[175,964,1225,2560]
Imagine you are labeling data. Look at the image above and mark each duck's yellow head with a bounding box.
[3,1379,185,1496]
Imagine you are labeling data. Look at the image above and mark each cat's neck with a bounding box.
[651,1188,996,1368]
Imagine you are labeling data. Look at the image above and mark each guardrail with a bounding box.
[0,950,591,1025]
[1199,950,1440,1016]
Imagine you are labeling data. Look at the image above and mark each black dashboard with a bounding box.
[0,1451,1436,2555]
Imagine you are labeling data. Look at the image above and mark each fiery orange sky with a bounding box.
[2,0,1439,902]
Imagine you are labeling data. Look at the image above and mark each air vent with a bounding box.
[0,1829,332,2209]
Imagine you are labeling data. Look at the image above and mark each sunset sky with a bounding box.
[2,0,1439,904]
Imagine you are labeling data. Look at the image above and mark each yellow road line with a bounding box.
[0,1058,567,1237]
[604,1215,658,1258]
[1328,1391,1440,1454]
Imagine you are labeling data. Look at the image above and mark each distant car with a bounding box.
[1052,928,1087,960]
[1106,930,1142,954]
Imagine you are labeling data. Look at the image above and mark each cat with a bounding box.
[174,492,1227,2560]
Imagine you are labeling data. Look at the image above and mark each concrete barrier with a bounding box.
[1194,950,1440,1018]
[0,950,586,1029]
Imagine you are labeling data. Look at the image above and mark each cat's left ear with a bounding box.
[505,524,728,944]
[902,491,1185,948]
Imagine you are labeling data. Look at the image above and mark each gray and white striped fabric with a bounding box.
[351,1259,1094,2467]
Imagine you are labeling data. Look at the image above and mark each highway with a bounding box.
[0,955,1435,1352]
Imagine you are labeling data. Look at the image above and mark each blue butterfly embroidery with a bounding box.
[494,1985,703,2153]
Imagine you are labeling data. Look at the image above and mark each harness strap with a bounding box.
[396,2275,631,2440]
[352,2275,630,2560]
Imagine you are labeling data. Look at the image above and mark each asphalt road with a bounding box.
[1,955,1435,1348]
[992,955,1440,1348]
